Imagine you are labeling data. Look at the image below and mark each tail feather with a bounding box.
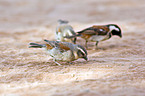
[44,39,56,47]
[29,43,45,48]
[64,33,81,39]
[44,39,50,42]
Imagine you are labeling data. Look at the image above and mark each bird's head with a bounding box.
[107,24,122,38]
[76,45,88,61]
[58,19,69,24]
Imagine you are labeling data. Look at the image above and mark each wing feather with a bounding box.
[77,25,110,36]
[44,39,71,51]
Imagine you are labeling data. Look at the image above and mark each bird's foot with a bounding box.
[93,46,102,50]
[68,62,73,64]
[55,61,62,66]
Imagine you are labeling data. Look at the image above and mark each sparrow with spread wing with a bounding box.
[29,39,87,65]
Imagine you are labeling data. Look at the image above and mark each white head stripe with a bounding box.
[109,26,119,31]
[77,47,86,55]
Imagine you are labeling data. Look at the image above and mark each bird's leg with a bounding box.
[95,41,99,46]
[53,59,61,66]
[73,37,77,44]
[85,40,88,49]
[95,41,103,50]
[93,41,99,50]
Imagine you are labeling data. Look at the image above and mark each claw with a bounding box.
[53,59,61,66]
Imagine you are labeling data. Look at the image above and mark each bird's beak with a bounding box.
[83,56,88,61]
[119,34,122,38]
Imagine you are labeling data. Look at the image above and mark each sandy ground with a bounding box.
[0,0,145,96]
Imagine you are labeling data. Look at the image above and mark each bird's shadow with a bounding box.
[87,43,126,51]
[24,59,89,68]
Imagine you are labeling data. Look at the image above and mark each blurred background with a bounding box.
[0,0,145,96]
[0,0,145,31]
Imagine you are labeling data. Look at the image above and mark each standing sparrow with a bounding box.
[56,19,76,44]
[65,24,122,49]
[29,39,87,65]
